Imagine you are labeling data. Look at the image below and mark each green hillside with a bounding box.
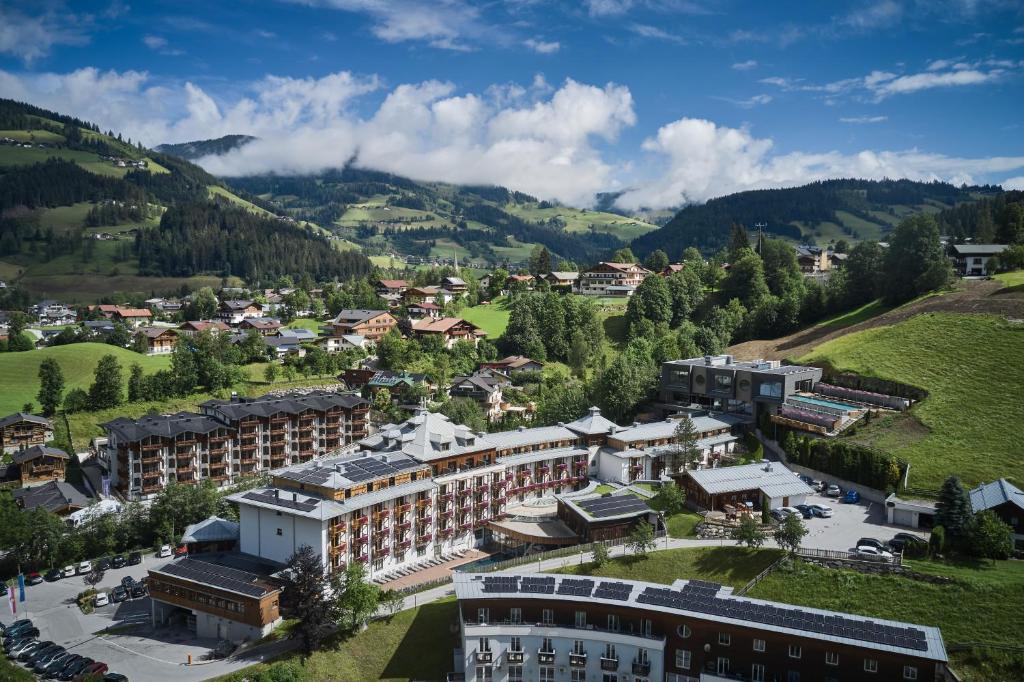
[799,313,1024,492]
[0,343,171,416]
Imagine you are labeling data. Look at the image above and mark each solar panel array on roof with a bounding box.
[520,576,555,594]
[482,576,519,593]
[278,468,332,485]
[635,585,928,651]
[158,559,272,598]
[243,490,319,513]
[594,581,632,601]
[577,495,651,519]
[556,578,594,597]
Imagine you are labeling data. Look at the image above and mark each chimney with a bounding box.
[230,391,239,402]
[556,422,565,427]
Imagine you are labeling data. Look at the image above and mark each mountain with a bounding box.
[155,135,256,161]
[630,178,1001,259]
[0,100,369,301]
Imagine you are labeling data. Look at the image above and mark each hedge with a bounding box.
[781,430,904,492]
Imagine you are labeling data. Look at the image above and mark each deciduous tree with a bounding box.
[88,354,123,409]
[773,513,808,554]
[732,515,766,549]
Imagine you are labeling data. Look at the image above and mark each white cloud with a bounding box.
[1002,176,1024,190]
[870,68,1003,97]
[614,117,1024,209]
[732,60,758,70]
[839,0,902,29]
[714,94,772,108]
[0,7,91,64]
[628,24,686,44]
[524,38,560,54]
[142,35,167,50]
[585,0,634,16]
[839,115,888,124]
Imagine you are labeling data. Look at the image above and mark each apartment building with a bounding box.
[327,309,398,344]
[0,413,54,455]
[455,572,949,682]
[101,391,369,499]
[579,262,651,296]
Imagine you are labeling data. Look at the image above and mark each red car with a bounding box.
[73,661,108,681]
[26,571,43,585]
[173,545,188,558]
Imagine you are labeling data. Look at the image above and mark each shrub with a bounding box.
[929,526,946,556]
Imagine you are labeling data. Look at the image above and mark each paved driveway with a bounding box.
[796,492,928,552]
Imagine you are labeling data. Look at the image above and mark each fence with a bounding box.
[796,546,902,566]
[470,533,659,574]
[734,556,788,597]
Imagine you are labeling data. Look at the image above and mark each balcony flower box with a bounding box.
[417,515,432,524]
[537,466,550,474]
[557,463,568,470]
[460,522,473,531]
[357,554,368,563]
[440,527,453,537]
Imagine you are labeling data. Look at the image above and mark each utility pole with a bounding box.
[754,222,767,254]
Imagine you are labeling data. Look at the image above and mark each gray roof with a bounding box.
[563,406,619,435]
[969,478,1024,513]
[181,516,240,544]
[497,446,588,466]
[12,480,90,513]
[687,461,814,498]
[0,412,51,429]
[485,425,578,451]
[952,244,1008,255]
[332,309,390,324]
[103,411,225,441]
[11,445,69,465]
[229,478,437,520]
[361,409,489,461]
[450,375,507,394]
[274,449,426,490]
[611,414,738,443]
[202,391,367,421]
[278,328,318,340]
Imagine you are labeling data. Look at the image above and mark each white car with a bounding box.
[826,484,842,497]
[77,560,92,575]
[854,546,894,562]
[808,504,833,518]
[780,506,802,518]
[61,565,76,578]
[157,544,172,558]
[94,592,109,607]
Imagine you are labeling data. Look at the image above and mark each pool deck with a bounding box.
[792,395,859,411]
[377,549,491,591]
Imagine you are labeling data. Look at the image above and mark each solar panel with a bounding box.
[593,581,632,601]
[577,495,651,519]
[556,578,595,597]
[158,559,270,598]
[243,490,319,513]
[482,576,519,593]
[521,577,555,594]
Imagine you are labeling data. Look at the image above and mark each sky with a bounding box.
[0,0,1023,209]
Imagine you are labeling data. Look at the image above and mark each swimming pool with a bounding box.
[454,549,527,572]
[791,395,859,412]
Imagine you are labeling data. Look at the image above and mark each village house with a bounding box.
[13,480,91,516]
[112,307,153,328]
[442,276,469,294]
[9,445,70,487]
[319,334,368,353]
[407,301,443,319]
[218,300,262,325]
[327,309,398,344]
[951,244,1007,276]
[135,326,178,355]
[374,278,409,303]
[543,271,579,291]
[660,263,685,276]
[0,413,54,455]
[178,320,231,337]
[449,374,511,422]
[795,245,832,275]
[578,262,651,296]
[508,274,535,291]
[238,317,283,336]
[969,478,1024,548]
[403,286,441,305]
[480,355,544,375]
[410,316,486,348]
[33,300,76,325]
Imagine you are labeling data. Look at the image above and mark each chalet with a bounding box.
[579,262,650,296]
[442,276,468,294]
[403,286,441,305]
[277,327,318,342]
[327,309,397,343]
[543,271,579,290]
[33,300,76,325]
[218,300,261,324]
[660,263,685,276]
[679,461,813,512]
[83,304,123,320]
[507,274,535,291]
[480,355,544,374]
[145,298,183,313]
[0,413,54,455]
[374,278,409,301]
[407,301,442,319]
[12,480,90,516]
[178,320,231,337]
[320,334,368,353]
[951,244,1007,276]
[970,479,1024,548]
[796,245,831,274]
[410,316,486,348]
[112,307,153,327]
[261,335,307,359]
[449,374,509,421]
[238,317,283,336]
[10,445,69,487]
[135,326,178,355]
[367,370,435,398]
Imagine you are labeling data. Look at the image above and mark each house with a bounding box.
[0,413,54,455]
[374,278,409,302]
[238,317,283,336]
[407,301,442,319]
[410,317,486,348]
[951,244,1007,276]
[403,286,441,305]
[180,515,240,554]
[449,374,510,421]
[578,262,651,296]
[178,320,231,337]
[135,326,177,355]
[320,334,368,353]
[10,445,70,487]
[12,480,90,515]
[145,298,183,314]
[367,370,435,399]
[83,304,123,320]
[33,300,76,325]
[659,263,685,276]
[678,460,814,512]
[442,276,468,294]
[507,274,535,291]
[544,271,579,290]
[480,355,544,374]
[218,300,261,324]
[796,245,831,275]
[261,335,307,359]
[278,327,318,342]
[969,478,1024,548]
[327,309,397,343]
[112,307,153,327]
[556,491,659,542]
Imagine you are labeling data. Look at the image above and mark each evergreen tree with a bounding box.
[287,544,339,653]
[612,247,636,263]
[37,358,65,416]
[127,363,145,403]
[529,245,552,275]
[935,476,973,539]
[728,223,750,260]
[643,249,670,272]
[669,415,701,473]
[88,354,124,409]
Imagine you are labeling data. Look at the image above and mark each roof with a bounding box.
[181,516,241,544]
[546,271,579,280]
[137,326,176,339]
[952,244,1008,255]
[687,461,814,499]
[412,317,484,335]
[489,355,543,370]
[450,375,507,394]
[485,425,578,451]
[361,408,490,461]
[151,555,280,599]
[368,370,428,387]
[115,308,151,317]
[410,302,441,310]
[664,355,821,377]
[11,445,69,464]
[332,309,391,324]
[969,478,1024,513]
[221,300,255,310]
[376,279,408,289]
[202,391,368,421]
[240,318,282,329]
[0,412,51,429]
[103,411,226,441]
[274,450,427,490]
[454,573,947,662]
[585,261,651,274]
[12,480,90,513]
[570,493,653,520]
[563,406,618,435]
[443,276,467,286]
[278,327,317,340]
[180,320,230,332]
[610,414,739,443]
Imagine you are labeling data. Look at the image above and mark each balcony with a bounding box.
[474,650,492,663]
[600,656,619,672]
[396,503,412,513]
[537,650,556,665]
[416,534,431,545]
[569,652,587,667]
[506,650,524,663]
[374,509,390,519]
[416,498,431,508]
[632,661,651,676]
[142,483,162,494]
[416,514,432,524]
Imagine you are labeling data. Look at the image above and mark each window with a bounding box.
[509,608,521,624]
[573,640,586,655]
[675,649,691,670]
[640,618,652,636]
[787,672,800,682]
[718,632,731,646]
[509,636,522,653]
[474,665,492,681]
[571,670,585,682]
[825,651,839,666]
[507,666,522,682]
[478,637,490,653]
[751,663,765,682]
[539,667,555,682]
[542,608,554,625]
[788,644,802,659]
[607,614,620,632]
[716,657,730,674]
[602,675,618,682]
[677,623,691,638]
[903,666,918,680]
[603,643,616,660]
[276,528,283,536]
[476,608,488,624]
[575,610,587,627]
[864,659,878,673]
[637,648,649,665]
[753,638,765,652]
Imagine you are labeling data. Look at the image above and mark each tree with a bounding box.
[440,397,487,433]
[625,274,672,330]
[666,268,704,325]
[644,249,669,272]
[63,388,90,414]
[83,566,106,588]
[668,415,701,474]
[728,223,749,260]
[379,589,404,620]
[336,562,380,632]
[627,520,657,557]
[935,476,973,539]
[773,513,808,554]
[967,511,1013,561]
[6,312,33,352]
[536,380,590,425]
[37,358,65,416]
[761,498,771,525]
[593,338,657,422]
[88,354,124,409]
[127,363,145,403]
[529,245,552,275]
[612,247,636,263]
[264,363,278,384]
[719,250,769,309]
[929,525,946,556]
[185,286,219,321]
[592,542,610,566]
[148,482,220,543]
[882,214,951,305]
[732,515,767,549]
[287,545,338,654]
[651,484,685,515]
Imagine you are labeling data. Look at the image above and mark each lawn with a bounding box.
[17,274,241,302]
[208,185,276,217]
[460,300,510,337]
[593,484,616,495]
[551,546,783,589]
[800,313,1024,491]
[38,202,94,229]
[993,270,1024,289]
[666,511,702,538]
[749,558,1024,682]
[0,343,171,416]
[504,203,659,242]
[286,318,324,332]
[816,298,890,329]
[215,598,461,682]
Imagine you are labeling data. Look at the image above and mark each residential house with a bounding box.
[678,461,813,512]
[795,245,831,275]
[659,263,685,276]
[12,480,91,516]
[969,478,1024,548]
[278,327,318,342]
[543,271,579,291]
[218,300,261,325]
[507,274,535,291]
[112,307,153,328]
[578,262,651,296]
[327,309,398,344]
[320,334,368,353]
[135,326,178,355]
[83,304,123,320]
[145,298,183,314]
[951,244,1007,276]
[410,317,486,348]
[10,445,70,487]
[449,374,510,422]
[263,335,307,359]
[178,320,231,337]
[33,300,76,325]
[403,286,441,305]
[442,276,468,294]
[407,301,442,319]
[238,317,283,336]
[0,413,54,455]
[374,279,409,303]
[480,355,544,374]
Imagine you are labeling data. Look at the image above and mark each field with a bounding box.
[550,546,783,589]
[16,274,239,302]
[0,145,129,177]
[994,270,1024,289]
[0,344,171,416]
[800,313,1024,491]
[208,185,275,217]
[215,598,460,682]
[749,558,1024,682]
[286,318,323,332]
[460,300,511,337]
[504,203,659,242]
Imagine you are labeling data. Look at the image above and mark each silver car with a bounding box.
[808,504,833,518]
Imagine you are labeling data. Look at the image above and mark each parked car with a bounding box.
[779,506,803,518]
[1,619,31,637]
[51,653,83,678]
[11,639,43,660]
[76,561,92,575]
[5,621,37,641]
[61,565,76,578]
[74,661,108,681]
[889,533,928,553]
[157,544,172,558]
[854,546,894,562]
[95,558,112,571]
[127,552,141,566]
[130,583,148,599]
[173,545,188,558]
[22,641,57,663]
[33,646,67,672]
[121,576,135,590]
[843,490,861,504]
[111,556,127,569]
[59,657,94,681]
[793,504,814,519]
[103,673,129,682]
[94,592,110,607]
[4,633,31,653]
[44,568,62,582]
[798,474,814,486]
[4,628,38,647]
[825,484,842,497]
[806,499,831,516]
[770,509,786,522]
[857,537,886,552]
[110,586,128,603]
[26,571,43,586]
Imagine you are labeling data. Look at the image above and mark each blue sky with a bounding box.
[0,0,1022,208]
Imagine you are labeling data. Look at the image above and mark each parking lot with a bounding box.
[3,553,275,682]
[791,491,928,552]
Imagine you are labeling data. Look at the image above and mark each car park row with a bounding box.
[3,619,127,681]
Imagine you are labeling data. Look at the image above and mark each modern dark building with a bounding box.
[969,478,1024,549]
[556,492,659,542]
